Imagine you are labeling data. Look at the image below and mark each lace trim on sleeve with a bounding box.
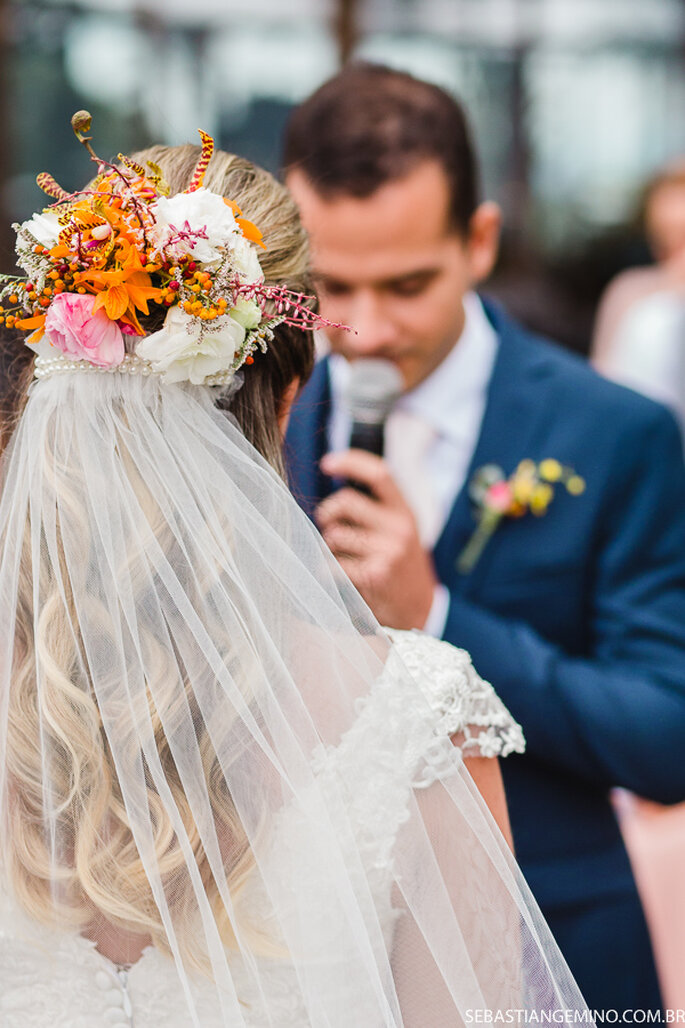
[307,629,526,876]
[383,628,525,762]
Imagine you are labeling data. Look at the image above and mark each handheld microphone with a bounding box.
[341,360,404,495]
[345,359,404,458]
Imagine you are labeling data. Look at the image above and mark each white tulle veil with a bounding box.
[0,361,593,1026]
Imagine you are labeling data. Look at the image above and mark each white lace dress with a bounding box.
[0,631,524,1028]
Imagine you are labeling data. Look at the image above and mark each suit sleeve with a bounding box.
[442,403,685,803]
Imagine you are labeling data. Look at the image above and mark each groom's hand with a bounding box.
[316,449,437,630]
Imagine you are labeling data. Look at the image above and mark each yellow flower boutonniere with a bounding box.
[457,459,585,574]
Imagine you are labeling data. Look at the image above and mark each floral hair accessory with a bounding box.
[0,111,343,385]
[457,458,586,574]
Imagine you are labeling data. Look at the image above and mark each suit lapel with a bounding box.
[284,358,333,519]
[288,310,559,590]
[434,302,557,596]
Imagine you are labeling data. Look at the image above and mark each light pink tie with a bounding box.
[384,408,441,548]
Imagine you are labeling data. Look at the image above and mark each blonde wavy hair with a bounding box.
[3,145,314,966]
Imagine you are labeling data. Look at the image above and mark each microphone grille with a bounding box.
[345,359,404,425]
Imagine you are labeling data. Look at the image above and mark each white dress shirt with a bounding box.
[327,292,499,636]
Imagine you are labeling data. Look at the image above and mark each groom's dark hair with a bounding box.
[282,62,480,235]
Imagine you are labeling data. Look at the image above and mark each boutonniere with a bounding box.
[457,459,585,574]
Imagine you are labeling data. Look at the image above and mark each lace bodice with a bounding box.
[0,631,524,1027]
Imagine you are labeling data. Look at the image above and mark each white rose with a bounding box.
[21,210,61,248]
[226,234,264,284]
[230,298,262,331]
[149,188,238,266]
[136,305,245,385]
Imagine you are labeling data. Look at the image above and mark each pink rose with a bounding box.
[44,292,125,368]
[485,481,513,514]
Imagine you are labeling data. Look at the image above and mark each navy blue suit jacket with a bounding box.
[285,302,685,1010]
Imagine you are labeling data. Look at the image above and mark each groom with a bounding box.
[282,63,685,1011]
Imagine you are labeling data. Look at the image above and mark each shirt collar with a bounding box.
[397,292,497,439]
[329,292,498,442]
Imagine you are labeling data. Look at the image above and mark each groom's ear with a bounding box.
[466,202,501,285]
[278,377,301,438]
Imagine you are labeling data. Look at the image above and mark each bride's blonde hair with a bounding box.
[3,145,314,964]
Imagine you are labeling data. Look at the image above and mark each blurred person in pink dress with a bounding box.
[613,791,685,1011]
[594,164,685,1010]
[593,161,685,437]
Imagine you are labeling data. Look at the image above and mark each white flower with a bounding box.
[226,234,264,284]
[149,188,238,266]
[230,298,262,331]
[136,305,245,385]
[20,210,60,248]
[26,335,59,360]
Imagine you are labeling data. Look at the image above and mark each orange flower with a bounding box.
[55,197,143,271]
[237,217,266,249]
[222,198,265,248]
[15,313,46,343]
[80,245,163,331]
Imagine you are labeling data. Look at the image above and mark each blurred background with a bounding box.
[2,0,685,353]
